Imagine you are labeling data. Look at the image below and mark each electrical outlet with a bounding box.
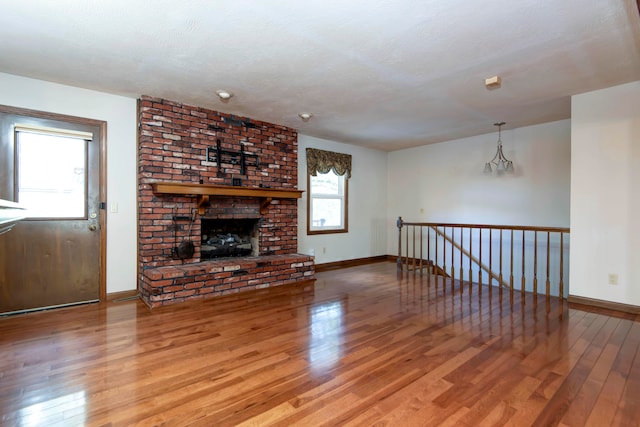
[608,273,619,285]
[323,247,326,254]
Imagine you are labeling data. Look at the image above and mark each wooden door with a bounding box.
[0,106,106,315]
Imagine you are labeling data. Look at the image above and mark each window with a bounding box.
[306,148,351,235]
[308,169,348,234]
[15,126,91,219]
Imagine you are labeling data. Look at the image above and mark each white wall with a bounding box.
[387,120,571,235]
[0,72,138,293]
[570,81,640,305]
[298,135,388,264]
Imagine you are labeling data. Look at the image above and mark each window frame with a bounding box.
[306,169,349,235]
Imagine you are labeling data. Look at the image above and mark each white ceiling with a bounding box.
[1,0,639,151]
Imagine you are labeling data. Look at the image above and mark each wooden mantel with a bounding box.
[150,182,304,214]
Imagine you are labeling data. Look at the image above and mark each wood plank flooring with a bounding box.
[1,261,639,426]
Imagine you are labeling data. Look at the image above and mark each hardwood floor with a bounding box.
[1,261,639,426]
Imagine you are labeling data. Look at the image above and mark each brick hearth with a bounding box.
[140,254,313,308]
[137,96,314,307]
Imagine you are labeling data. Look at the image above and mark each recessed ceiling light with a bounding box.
[298,112,313,122]
[216,90,233,101]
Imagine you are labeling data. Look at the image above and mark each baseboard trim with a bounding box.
[106,290,139,302]
[315,255,391,272]
[568,294,640,315]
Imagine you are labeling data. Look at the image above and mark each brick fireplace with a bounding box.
[137,96,314,308]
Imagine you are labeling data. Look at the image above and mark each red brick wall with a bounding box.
[137,95,312,306]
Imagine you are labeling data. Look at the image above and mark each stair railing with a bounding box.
[396,217,570,301]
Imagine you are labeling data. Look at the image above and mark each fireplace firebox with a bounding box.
[200,218,260,259]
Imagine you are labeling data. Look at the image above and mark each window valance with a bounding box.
[306,148,352,178]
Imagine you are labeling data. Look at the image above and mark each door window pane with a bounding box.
[16,131,87,218]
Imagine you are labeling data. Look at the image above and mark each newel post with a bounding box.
[397,216,403,271]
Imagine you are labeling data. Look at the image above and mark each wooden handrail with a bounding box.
[401,220,569,234]
[397,217,570,301]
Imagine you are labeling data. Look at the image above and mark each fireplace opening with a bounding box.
[201,218,260,259]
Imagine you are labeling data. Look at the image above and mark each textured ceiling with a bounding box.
[1,0,639,151]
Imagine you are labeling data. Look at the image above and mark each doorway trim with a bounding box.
[0,104,107,302]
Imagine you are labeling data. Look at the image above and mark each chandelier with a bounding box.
[484,122,514,173]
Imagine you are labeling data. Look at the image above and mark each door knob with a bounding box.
[89,224,98,231]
